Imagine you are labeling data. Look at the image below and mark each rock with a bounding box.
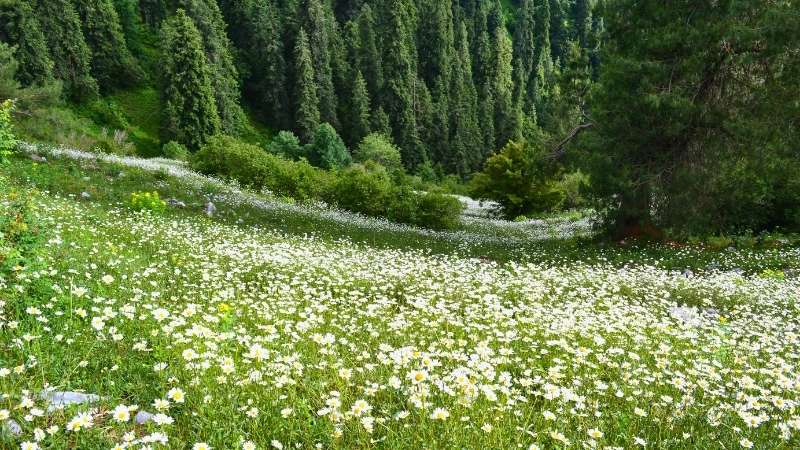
[30,154,47,163]
[730,267,744,276]
[80,192,91,199]
[39,390,100,412]
[167,198,187,208]
[204,202,217,217]
[2,419,21,436]
[135,410,155,424]
[682,269,694,278]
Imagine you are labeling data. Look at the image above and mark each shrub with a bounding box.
[162,141,190,161]
[326,164,393,218]
[0,99,17,162]
[353,133,402,171]
[307,123,351,170]
[414,192,463,230]
[129,191,166,213]
[268,130,305,160]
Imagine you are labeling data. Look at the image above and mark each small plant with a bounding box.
[0,99,18,163]
[129,191,167,213]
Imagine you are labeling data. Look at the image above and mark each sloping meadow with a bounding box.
[1,187,799,449]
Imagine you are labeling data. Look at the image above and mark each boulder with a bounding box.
[39,390,100,412]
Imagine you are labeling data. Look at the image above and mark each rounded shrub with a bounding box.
[353,133,403,171]
[268,130,306,160]
[162,141,190,161]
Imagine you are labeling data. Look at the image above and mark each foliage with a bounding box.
[162,141,190,161]
[0,0,54,86]
[471,139,564,219]
[129,191,167,213]
[0,176,40,273]
[307,123,351,170]
[0,98,17,161]
[353,133,402,171]
[267,130,305,160]
[293,28,320,143]
[586,0,800,236]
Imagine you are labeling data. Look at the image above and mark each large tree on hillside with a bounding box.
[74,0,143,92]
[160,9,221,150]
[180,0,246,135]
[491,26,521,150]
[302,0,339,129]
[293,28,320,143]
[449,20,482,174]
[512,0,536,119]
[33,0,98,101]
[355,4,383,100]
[0,1,54,86]
[587,0,800,234]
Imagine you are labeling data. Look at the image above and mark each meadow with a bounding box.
[1,146,799,449]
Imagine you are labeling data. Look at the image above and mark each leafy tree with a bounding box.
[33,0,99,101]
[0,1,54,86]
[181,0,246,135]
[74,0,143,92]
[159,9,220,150]
[354,133,402,171]
[293,28,320,143]
[307,122,351,170]
[471,138,564,219]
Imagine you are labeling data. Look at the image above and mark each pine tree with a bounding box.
[346,71,371,147]
[491,26,520,149]
[449,21,482,174]
[381,0,426,169]
[0,1,54,86]
[512,0,536,118]
[112,0,145,56]
[33,0,98,101]
[302,0,339,129]
[74,0,143,92]
[372,105,391,138]
[572,0,593,50]
[355,4,383,100]
[549,0,569,63]
[293,28,320,143]
[160,9,221,150]
[139,0,167,29]
[180,0,246,135]
[529,0,554,124]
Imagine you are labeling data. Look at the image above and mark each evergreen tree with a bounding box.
[549,0,569,63]
[180,0,246,135]
[346,71,371,147]
[74,0,143,92]
[302,0,339,128]
[33,0,98,101]
[381,0,426,169]
[512,0,536,118]
[308,122,351,170]
[293,28,320,143]
[572,0,593,50]
[491,26,520,149]
[139,0,168,29]
[160,9,220,150]
[372,105,391,137]
[112,0,146,56]
[355,4,383,100]
[0,0,54,86]
[449,21,482,174]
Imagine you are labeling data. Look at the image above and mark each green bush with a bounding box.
[129,191,167,213]
[470,140,564,219]
[326,164,393,218]
[307,123,351,170]
[162,141,190,161]
[268,130,306,160]
[0,99,17,162]
[414,192,463,231]
[353,133,403,171]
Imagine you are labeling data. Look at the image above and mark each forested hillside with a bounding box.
[1,0,599,173]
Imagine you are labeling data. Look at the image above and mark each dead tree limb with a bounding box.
[547,123,594,159]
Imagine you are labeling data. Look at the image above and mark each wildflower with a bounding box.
[739,438,753,449]
[587,428,604,439]
[101,275,115,284]
[20,443,39,450]
[112,405,130,423]
[167,388,185,403]
[430,407,450,420]
[192,443,211,450]
[242,442,256,450]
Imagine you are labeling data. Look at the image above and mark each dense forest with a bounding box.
[1,0,798,236]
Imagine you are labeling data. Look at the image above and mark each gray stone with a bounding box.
[167,198,187,208]
[135,410,155,424]
[30,154,47,163]
[204,202,217,217]
[80,192,91,199]
[669,306,703,327]
[2,419,21,436]
[682,269,694,278]
[39,390,100,412]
